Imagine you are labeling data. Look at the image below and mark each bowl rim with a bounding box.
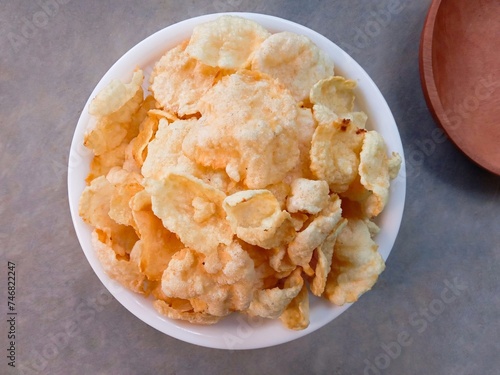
[68,12,407,350]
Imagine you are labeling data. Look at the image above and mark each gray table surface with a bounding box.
[1,1,499,374]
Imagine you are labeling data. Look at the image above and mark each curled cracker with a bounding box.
[247,268,304,319]
[131,191,185,281]
[310,116,365,192]
[223,190,295,249]
[310,218,347,296]
[182,70,299,189]
[153,299,221,325]
[252,32,334,101]
[131,112,162,168]
[279,282,310,330]
[310,76,356,116]
[145,172,233,254]
[107,169,144,227]
[161,244,257,316]
[323,219,385,305]
[142,118,198,180]
[150,41,220,116]
[358,131,401,217]
[85,143,127,184]
[287,194,343,267]
[286,178,330,215]
[85,71,145,156]
[79,176,138,256]
[186,15,271,69]
[92,230,145,293]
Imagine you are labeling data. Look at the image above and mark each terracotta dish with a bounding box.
[420,0,500,175]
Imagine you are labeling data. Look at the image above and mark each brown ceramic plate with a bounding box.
[420,0,500,175]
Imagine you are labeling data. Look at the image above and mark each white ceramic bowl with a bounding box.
[68,12,406,350]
